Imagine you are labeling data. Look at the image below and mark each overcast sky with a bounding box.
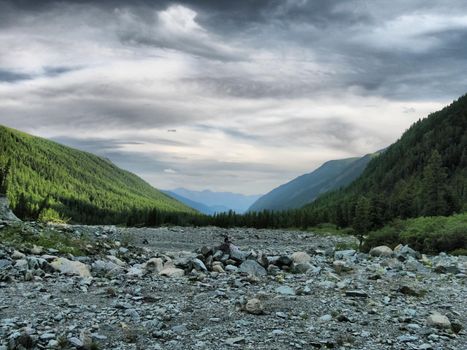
[1,0,466,194]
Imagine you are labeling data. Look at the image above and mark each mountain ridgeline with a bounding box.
[303,94,467,230]
[166,188,261,214]
[249,153,376,212]
[0,125,195,224]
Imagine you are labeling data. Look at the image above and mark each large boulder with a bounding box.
[291,252,311,264]
[238,260,267,277]
[50,258,91,278]
[369,246,393,257]
[426,312,451,329]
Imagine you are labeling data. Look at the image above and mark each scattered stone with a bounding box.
[426,312,451,329]
[225,337,246,346]
[191,258,208,272]
[369,246,393,257]
[50,257,91,277]
[291,252,311,264]
[11,250,26,260]
[276,285,295,296]
[238,260,267,277]
[244,298,264,315]
[159,267,185,277]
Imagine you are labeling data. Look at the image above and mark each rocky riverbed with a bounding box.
[0,222,466,350]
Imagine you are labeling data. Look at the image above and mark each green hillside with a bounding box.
[0,125,195,224]
[249,154,374,211]
[304,94,467,229]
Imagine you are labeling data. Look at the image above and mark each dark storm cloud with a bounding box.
[0,0,466,193]
[0,70,31,82]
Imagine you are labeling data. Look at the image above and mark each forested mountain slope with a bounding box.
[249,155,374,211]
[304,94,467,229]
[0,125,194,224]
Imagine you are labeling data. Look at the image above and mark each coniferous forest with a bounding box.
[0,125,195,224]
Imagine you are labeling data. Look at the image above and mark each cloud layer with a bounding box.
[1,0,466,194]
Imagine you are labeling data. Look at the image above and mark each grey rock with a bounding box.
[238,260,266,277]
[369,246,393,257]
[225,337,246,346]
[426,312,451,329]
[191,258,207,272]
[276,286,295,295]
[245,298,264,315]
[334,249,356,260]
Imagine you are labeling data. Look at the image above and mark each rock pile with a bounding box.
[0,224,466,350]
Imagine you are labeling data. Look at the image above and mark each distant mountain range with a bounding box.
[249,153,378,212]
[165,188,261,214]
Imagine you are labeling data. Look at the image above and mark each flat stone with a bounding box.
[159,267,185,278]
[68,337,83,347]
[238,260,266,277]
[225,337,245,346]
[334,250,356,260]
[275,286,295,296]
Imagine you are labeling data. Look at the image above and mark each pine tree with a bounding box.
[353,196,371,250]
[421,150,449,216]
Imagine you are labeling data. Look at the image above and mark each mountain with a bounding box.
[304,93,467,228]
[168,188,261,214]
[249,154,375,211]
[0,125,194,224]
[162,190,221,215]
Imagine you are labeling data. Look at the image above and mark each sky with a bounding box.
[1,0,466,195]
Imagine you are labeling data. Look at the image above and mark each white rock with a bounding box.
[212,265,225,273]
[291,251,311,264]
[11,250,25,260]
[144,258,163,273]
[159,267,185,277]
[426,312,451,329]
[369,246,393,257]
[50,258,91,278]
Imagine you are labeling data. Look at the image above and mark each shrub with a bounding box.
[38,208,69,224]
[363,213,467,254]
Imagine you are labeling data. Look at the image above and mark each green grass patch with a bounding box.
[0,223,89,255]
[306,223,355,237]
